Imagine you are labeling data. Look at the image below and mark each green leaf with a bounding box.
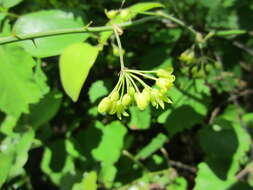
[99,164,117,188]
[88,80,109,103]
[22,91,62,128]
[167,177,187,190]
[0,45,42,117]
[129,106,151,130]
[168,78,210,115]
[59,42,99,102]
[72,171,97,190]
[0,0,22,8]
[135,133,168,160]
[0,128,35,188]
[198,106,251,179]
[194,163,236,190]
[34,61,50,96]
[13,10,89,58]
[92,121,127,187]
[163,78,210,137]
[9,129,35,177]
[92,121,127,165]
[128,2,164,17]
[0,115,19,135]
[0,152,14,188]
[41,139,75,185]
[195,106,251,190]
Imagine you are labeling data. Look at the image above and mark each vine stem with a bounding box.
[113,24,125,71]
[0,12,248,45]
[0,16,158,45]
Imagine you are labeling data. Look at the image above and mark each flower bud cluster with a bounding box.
[105,9,131,20]
[98,67,175,119]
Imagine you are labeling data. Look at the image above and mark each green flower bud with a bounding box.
[113,46,125,57]
[122,94,132,107]
[134,92,148,110]
[109,100,117,115]
[167,75,176,83]
[159,91,172,104]
[179,49,195,64]
[191,66,199,74]
[116,100,124,119]
[214,61,222,69]
[157,68,173,78]
[205,64,212,72]
[150,89,159,108]
[120,9,130,20]
[142,88,151,103]
[156,78,172,90]
[105,9,118,19]
[110,91,119,101]
[98,97,111,113]
[129,86,135,96]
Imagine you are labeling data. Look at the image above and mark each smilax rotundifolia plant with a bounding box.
[97,22,176,119]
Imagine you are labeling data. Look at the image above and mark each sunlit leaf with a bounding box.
[59,42,99,102]
[13,10,89,57]
[0,45,42,117]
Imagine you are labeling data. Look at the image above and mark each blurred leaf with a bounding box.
[0,45,42,117]
[0,152,14,188]
[129,106,151,130]
[23,91,62,128]
[99,164,117,188]
[163,78,210,136]
[34,61,50,96]
[194,163,235,190]
[13,9,89,58]
[168,78,210,115]
[136,133,167,160]
[9,129,35,177]
[195,106,251,189]
[72,171,97,190]
[59,43,99,102]
[88,80,109,103]
[0,128,35,188]
[166,177,187,190]
[150,28,182,44]
[92,121,127,165]
[0,115,19,135]
[41,139,75,185]
[0,0,23,8]
[92,121,127,187]
[126,2,164,19]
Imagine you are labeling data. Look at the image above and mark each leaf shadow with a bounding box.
[164,105,203,137]
[199,119,239,180]
[73,125,103,169]
[49,139,67,172]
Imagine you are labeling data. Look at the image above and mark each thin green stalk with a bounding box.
[128,73,152,90]
[113,24,125,70]
[127,69,157,73]
[156,11,197,35]
[215,29,247,36]
[122,150,149,172]
[0,16,158,45]
[120,74,126,99]
[125,73,140,93]
[127,69,158,81]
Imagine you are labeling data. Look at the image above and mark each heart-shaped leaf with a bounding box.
[59,42,99,102]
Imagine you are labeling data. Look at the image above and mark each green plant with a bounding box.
[0,0,253,190]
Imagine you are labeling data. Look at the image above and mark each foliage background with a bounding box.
[0,0,253,189]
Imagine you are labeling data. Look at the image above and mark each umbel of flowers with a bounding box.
[98,67,175,119]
